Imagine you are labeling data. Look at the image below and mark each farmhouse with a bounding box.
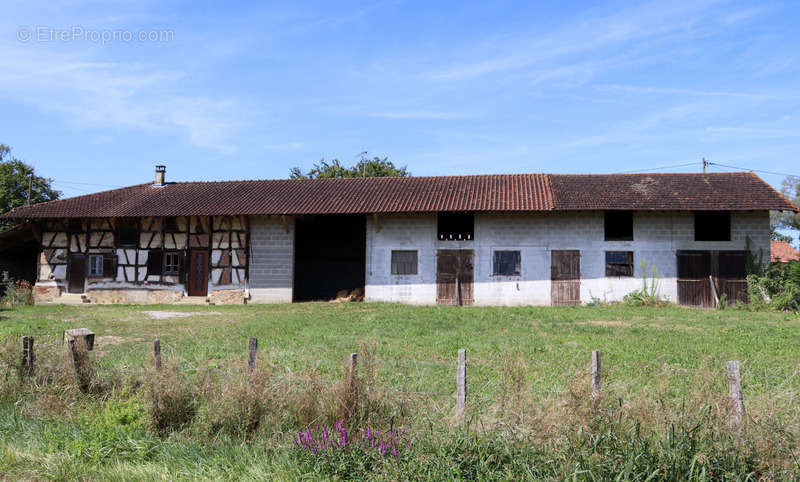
[2,167,796,307]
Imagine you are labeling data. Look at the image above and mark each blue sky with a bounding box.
[1,0,799,199]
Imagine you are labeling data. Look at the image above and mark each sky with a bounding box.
[1,0,799,201]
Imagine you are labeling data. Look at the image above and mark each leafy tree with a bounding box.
[0,144,60,229]
[290,156,409,179]
[770,176,800,247]
[770,228,793,244]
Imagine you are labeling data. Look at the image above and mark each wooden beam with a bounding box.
[280,215,289,235]
[373,213,380,233]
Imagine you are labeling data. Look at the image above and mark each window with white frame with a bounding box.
[164,251,182,275]
[391,250,418,275]
[88,254,103,277]
[493,250,521,276]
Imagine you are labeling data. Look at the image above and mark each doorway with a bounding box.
[188,250,209,296]
[436,250,474,306]
[67,254,86,294]
[551,250,580,306]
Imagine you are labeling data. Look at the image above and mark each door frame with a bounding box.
[67,254,87,294]
[550,249,581,306]
[187,249,209,297]
[436,249,474,306]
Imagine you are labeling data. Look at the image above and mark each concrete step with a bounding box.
[174,296,210,305]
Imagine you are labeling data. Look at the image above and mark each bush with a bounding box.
[747,260,800,312]
[0,271,33,307]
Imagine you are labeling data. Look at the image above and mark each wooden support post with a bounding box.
[348,353,358,419]
[373,213,380,233]
[21,336,34,376]
[68,337,91,393]
[456,349,467,419]
[153,338,162,371]
[709,275,720,306]
[727,360,745,423]
[248,337,258,372]
[280,215,289,235]
[591,350,602,396]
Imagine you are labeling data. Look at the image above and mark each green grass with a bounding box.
[1,302,799,480]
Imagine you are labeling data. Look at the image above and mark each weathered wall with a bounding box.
[248,216,294,303]
[34,216,248,304]
[365,211,770,306]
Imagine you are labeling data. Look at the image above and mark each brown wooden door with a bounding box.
[677,251,712,307]
[551,250,580,306]
[436,250,474,306]
[67,254,86,294]
[188,250,208,296]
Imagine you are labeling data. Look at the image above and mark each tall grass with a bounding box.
[1,337,798,480]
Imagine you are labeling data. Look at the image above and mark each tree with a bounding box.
[770,228,793,244]
[770,176,800,247]
[0,144,60,229]
[289,156,409,179]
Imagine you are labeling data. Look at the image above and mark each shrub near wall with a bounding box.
[747,260,800,311]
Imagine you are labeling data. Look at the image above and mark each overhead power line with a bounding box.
[616,162,698,174]
[705,161,800,178]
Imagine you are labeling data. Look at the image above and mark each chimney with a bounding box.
[154,165,166,186]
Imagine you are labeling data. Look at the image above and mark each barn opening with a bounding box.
[293,215,366,301]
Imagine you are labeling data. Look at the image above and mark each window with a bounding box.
[694,211,731,241]
[605,251,633,277]
[493,250,521,276]
[116,220,139,247]
[147,250,163,276]
[164,251,183,276]
[604,211,633,241]
[437,212,474,241]
[88,253,116,278]
[88,254,103,277]
[164,217,180,233]
[391,250,418,275]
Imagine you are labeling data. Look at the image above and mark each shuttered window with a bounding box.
[391,250,418,275]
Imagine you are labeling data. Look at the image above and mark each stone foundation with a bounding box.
[208,289,246,305]
[33,284,62,303]
[87,289,184,304]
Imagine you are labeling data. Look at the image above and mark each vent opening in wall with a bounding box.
[604,210,633,241]
[437,212,474,241]
[694,211,731,241]
[391,250,418,275]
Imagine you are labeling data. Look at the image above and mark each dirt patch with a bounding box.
[142,311,220,319]
[95,335,125,346]
[576,320,630,327]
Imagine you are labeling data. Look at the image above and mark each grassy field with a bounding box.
[1,302,799,480]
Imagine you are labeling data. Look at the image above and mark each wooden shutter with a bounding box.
[102,253,116,278]
[148,249,163,276]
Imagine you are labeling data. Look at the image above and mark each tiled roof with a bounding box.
[771,241,800,263]
[1,174,553,218]
[549,172,798,211]
[1,172,795,219]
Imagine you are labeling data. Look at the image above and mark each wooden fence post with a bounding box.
[457,349,467,420]
[153,338,162,371]
[248,337,258,372]
[67,337,91,393]
[347,352,358,419]
[21,336,34,376]
[591,350,602,396]
[727,360,745,423]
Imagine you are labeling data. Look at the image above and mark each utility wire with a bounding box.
[705,161,800,178]
[615,162,698,174]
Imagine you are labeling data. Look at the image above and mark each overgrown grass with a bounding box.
[1,302,799,479]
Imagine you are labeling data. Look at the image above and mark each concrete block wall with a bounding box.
[365,211,770,306]
[248,215,294,303]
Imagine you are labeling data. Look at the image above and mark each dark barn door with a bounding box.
[293,215,366,301]
[67,254,86,293]
[677,251,712,307]
[551,250,580,306]
[436,250,474,306]
[188,250,209,296]
[717,251,748,303]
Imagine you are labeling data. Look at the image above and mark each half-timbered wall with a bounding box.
[35,216,249,302]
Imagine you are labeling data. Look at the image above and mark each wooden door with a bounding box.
[717,251,748,303]
[677,251,712,307]
[436,250,474,306]
[188,250,208,296]
[67,254,86,294]
[551,250,580,306]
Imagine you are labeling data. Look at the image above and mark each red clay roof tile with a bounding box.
[2,172,795,219]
